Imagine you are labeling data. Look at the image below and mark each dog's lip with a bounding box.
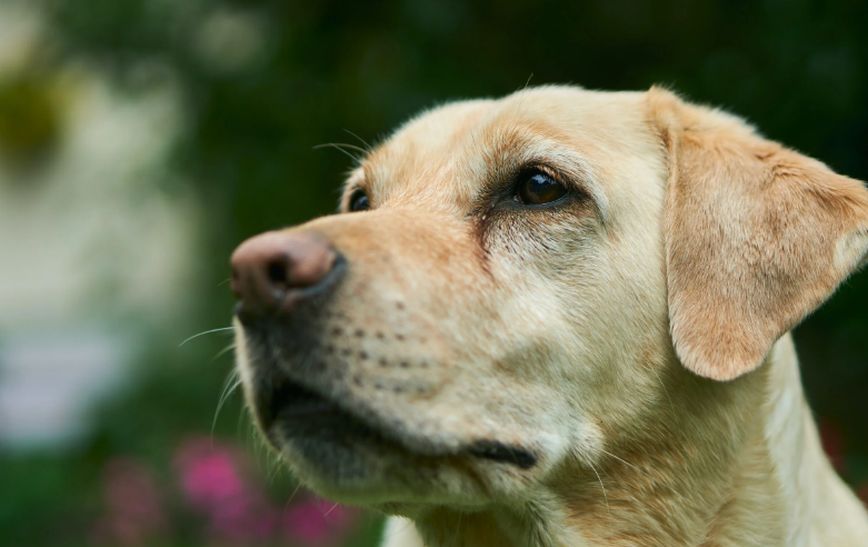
[465,440,537,469]
[261,376,537,469]
[264,377,451,456]
[261,375,435,451]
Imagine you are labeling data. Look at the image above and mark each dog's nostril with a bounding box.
[266,259,288,286]
[229,230,344,317]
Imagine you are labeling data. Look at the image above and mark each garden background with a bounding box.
[1,1,866,545]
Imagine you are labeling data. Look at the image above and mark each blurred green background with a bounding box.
[0,0,865,545]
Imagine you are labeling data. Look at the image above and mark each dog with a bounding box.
[230,86,868,546]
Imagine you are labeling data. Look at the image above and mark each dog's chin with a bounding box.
[263,380,434,489]
[269,416,452,505]
[249,375,540,506]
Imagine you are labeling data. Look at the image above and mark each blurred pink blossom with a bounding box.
[282,497,358,546]
[92,457,166,545]
[87,436,366,546]
[174,437,247,511]
[173,436,277,543]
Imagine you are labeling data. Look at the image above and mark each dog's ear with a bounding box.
[648,87,868,381]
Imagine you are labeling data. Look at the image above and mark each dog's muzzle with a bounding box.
[230,229,537,471]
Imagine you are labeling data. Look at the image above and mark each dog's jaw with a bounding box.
[235,315,585,508]
[382,335,868,547]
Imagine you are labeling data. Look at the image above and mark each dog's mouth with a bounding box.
[262,379,384,443]
[258,375,537,470]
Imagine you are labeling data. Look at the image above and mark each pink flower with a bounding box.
[92,458,166,545]
[282,497,358,546]
[173,436,276,542]
[174,437,247,511]
[173,437,361,545]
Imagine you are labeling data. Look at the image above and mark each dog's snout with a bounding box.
[230,230,343,317]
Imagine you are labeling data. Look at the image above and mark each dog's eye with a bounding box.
[515,169,567,205]
[348,189,370,212]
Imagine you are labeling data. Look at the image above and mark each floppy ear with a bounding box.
[648,87,868,381]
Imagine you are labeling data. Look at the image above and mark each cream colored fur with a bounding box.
[234,86,868,546]
[380,334,868,546]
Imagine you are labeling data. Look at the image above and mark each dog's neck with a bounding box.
[389,335,865,547]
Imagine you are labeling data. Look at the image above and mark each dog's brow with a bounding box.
[349,166,367,188]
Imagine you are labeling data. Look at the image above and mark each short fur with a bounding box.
[234,86,868,546]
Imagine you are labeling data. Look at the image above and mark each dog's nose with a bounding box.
[230,231,343,317]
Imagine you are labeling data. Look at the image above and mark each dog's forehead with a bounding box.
[357,87,653,210]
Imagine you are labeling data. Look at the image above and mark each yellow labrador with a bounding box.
[230,86,868,546]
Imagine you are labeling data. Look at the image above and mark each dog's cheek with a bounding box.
[484,214,673,451]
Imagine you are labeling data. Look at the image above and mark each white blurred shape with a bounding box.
[0,59,195,330]
[0,1,42,70]
[0,3,198,449]
[0,330,128,449]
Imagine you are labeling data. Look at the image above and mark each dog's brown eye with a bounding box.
[516,170,567,205]
[348,189,370,212]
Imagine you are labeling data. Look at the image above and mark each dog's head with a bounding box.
[231,86,868,512]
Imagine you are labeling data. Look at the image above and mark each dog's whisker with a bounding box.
[257,431,283,482]
[179,326,234,347]
[599,448,640,472]
[284,481,304,510]
[266,454,283,483]
[322,502,340,518]
[313,142,365,163]
[213,342,236,361]
[343,128,373,152]
[244,411,272,468]
[211,370,242,436]
[588,462,610,515]
[216,277,232,287]
[329,141,368,154]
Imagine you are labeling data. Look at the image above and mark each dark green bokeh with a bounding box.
[2,0,866,544]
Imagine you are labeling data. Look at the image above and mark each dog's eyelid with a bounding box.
[344,186,372,213]
[338,181,369,212]
[518,160,609,222]
[340,166,367,209]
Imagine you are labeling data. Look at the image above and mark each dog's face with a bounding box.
[232,86,868,513]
